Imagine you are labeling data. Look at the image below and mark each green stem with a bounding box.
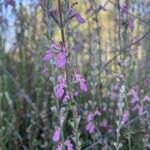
[92,0,102,106]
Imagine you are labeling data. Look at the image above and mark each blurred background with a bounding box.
[0,0,150,149]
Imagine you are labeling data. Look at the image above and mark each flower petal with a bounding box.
[42,50,52,61]
[75,12,85,24]
[55,52,66,68]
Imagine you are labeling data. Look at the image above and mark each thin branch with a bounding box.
[87,30,150,82]
[108,0,150,26]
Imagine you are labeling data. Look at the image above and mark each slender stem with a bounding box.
[92,0,102,106]
[57,0,80,149]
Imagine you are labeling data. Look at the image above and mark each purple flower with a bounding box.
[62,92,70,103]
[132,103,140,112]
[54,84,64,98]
[54,75,66,98]
[110,93,119,101]
[128,17,134,30]
[41,66,48,74]
[121,111,129,123]
[52,127,61,142]
[148,121,150,130]
[74,73,88,92]
[65,139,73,150]
[131,95,139,104]
[51,42,62,52]
[42,42,67,68]
[42,50,52,62]
[122,2,128,14]
[75,12,85,24]
[57,143,63,150]
[113,81,120,91]
[127,88,136,96]
[74,91,79,96]
[55,51,66,68]
[80,82,88,92]
[146,144,150,150]
[5,0,15,7]
[127,88,139,104]
[86,121,95,134]
[57,74,66,85]
[143,95,150,102]
[100,119,108,128]
[138,106,144,116]
[87,112,94,122]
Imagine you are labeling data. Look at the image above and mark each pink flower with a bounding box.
[122,2,128,14]
[127,88,139,104]
[110,93,119,101]
[127,88,136,96]
[42,42,66,68]
[143,95,150,102]
[87,112,94,122]
[41,66,48,74]
[121,111,129,123]
[50,42,65,53]
[146,144,150,150]
[86,112,95,134]
[75,12,85,24]
[138,106,144,116]
[65,139,73,150]
[100,119,108,128]
[128,17,134,30]
[42,50,52,62]
[86,121,95,134]
[74,91,79,96]
[55,51,66,68]
[57,143,63,150]
[52,127,61,142]
[132,103,140,112]
[80,82,88,92]
[131,95,139,104]
[113,81,120,90]
[57,74,66,85]
[74,73,88,92]
[62,92,70,103]
[54,85,64,98]
[54,75,66,98]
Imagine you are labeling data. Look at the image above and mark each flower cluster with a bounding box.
[52,127,61,142]
[86,112,95,134]
[127,88,144,115]
[65,139,73,150]
[74,72,88,92]
[42,42,66,68]
[53,128,73,150]
[54,74,66,99]
[121,110,129,124]
[53,71,88,103]
[122,2,128,14]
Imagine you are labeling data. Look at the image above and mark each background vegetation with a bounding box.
[0,0,150,149]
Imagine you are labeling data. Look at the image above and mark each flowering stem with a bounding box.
[57,0,74,102]
[57,0,80,149]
